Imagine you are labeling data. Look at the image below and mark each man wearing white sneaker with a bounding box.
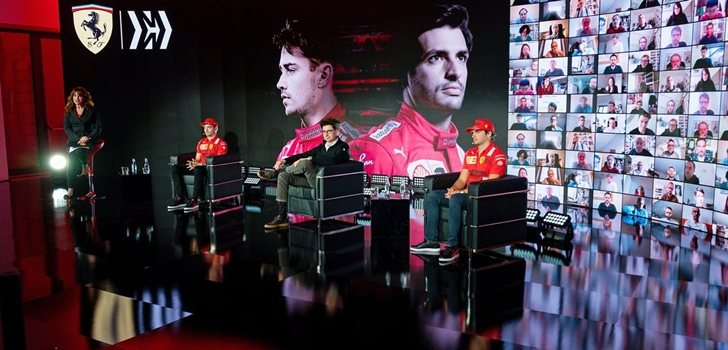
[168,117,228,212]
[261,118,350,229]
[410,119,506,264]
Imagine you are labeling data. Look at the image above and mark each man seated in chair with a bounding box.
[167,117,228,213]
[259,118,350,229]
[410,118,506,264]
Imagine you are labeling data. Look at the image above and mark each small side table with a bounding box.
[370,193,410,236]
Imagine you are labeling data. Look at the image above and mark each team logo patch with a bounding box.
[369,121,401,141]
[200,144,208,150]
[407,159,446,178]
[479,156,485,164]
[73,4,113,54]
[465,155,477,164]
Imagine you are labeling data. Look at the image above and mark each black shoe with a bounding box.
[257,169,279,181]
[438,245,459,265]
[264,215,289,229]
[167,197,187,211]
[409,240,440,255]
[183,199,200,213]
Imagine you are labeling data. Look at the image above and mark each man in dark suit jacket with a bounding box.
[261,118,351,228]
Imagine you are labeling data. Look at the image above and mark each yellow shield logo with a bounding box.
[73,4,113,54]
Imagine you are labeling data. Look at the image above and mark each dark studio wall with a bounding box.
[58,0,509,200]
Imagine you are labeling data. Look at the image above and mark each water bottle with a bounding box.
[130,158,138,175]
[142,157,151,175]
[399,181,407,198]
[383,177,390,196]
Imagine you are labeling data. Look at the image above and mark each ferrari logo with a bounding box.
[479,156,485,164]
[73,4,113,54]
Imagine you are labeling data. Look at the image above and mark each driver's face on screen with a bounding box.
[667,140,675,151]
[407,25,469,115]
[277,47,320,117]
[667,101,675,113]
[610,56,617,66]
[668,167,676,177]
[666,182,674,195]
[665,207,673,219]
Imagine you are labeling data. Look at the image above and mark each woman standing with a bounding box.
[63,87,102,205]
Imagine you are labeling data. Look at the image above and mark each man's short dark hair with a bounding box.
[273,19,336,70]
[319,118,340,129]
[395,4,472,78]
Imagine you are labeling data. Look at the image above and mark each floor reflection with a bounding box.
[8,177,728,348]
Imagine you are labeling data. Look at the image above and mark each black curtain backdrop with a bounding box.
[58,0,508,212]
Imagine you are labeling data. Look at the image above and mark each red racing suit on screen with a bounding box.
[276,103,362,161]
[463,142,506,183]
[196,135,228,162]
[349,103,464,177]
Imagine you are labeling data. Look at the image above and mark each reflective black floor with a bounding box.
[4,175,728,349]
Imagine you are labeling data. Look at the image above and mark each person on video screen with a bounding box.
[603,54,624,74]
[665,26,687,48]
[350,4,472,177]
[633,55,653,73]
[699,22,719,45]
[661,141,680,159]
[694,93,715,115]
[694,46,714,68]
[666,3,688,26]
[629,113,655,135]
[266,19,362,164]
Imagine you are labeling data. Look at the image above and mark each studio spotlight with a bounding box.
[525,208,542,241]
[50,154,67,170]
[542,211,573,242]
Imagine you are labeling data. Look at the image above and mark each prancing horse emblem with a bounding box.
[73,4,113,54]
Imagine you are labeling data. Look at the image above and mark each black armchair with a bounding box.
[288,161,365,221]
[169,152,244,210]
[423,174,528,252]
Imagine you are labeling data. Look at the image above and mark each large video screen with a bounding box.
[507,0,728,239]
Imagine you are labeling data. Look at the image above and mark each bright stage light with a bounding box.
[50,154,67,170]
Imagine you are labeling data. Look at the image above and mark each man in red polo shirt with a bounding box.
[410,118,506,264]
[168,117,228,212]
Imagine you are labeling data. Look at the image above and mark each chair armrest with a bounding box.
[316,161,363,177]
[424,172,460,191]
[170,152,196,166]
[466,175,528,196]
[205,153,242,165]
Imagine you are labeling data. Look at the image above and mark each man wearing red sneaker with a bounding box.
[410,119,506,264]
[168,117,228,212]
